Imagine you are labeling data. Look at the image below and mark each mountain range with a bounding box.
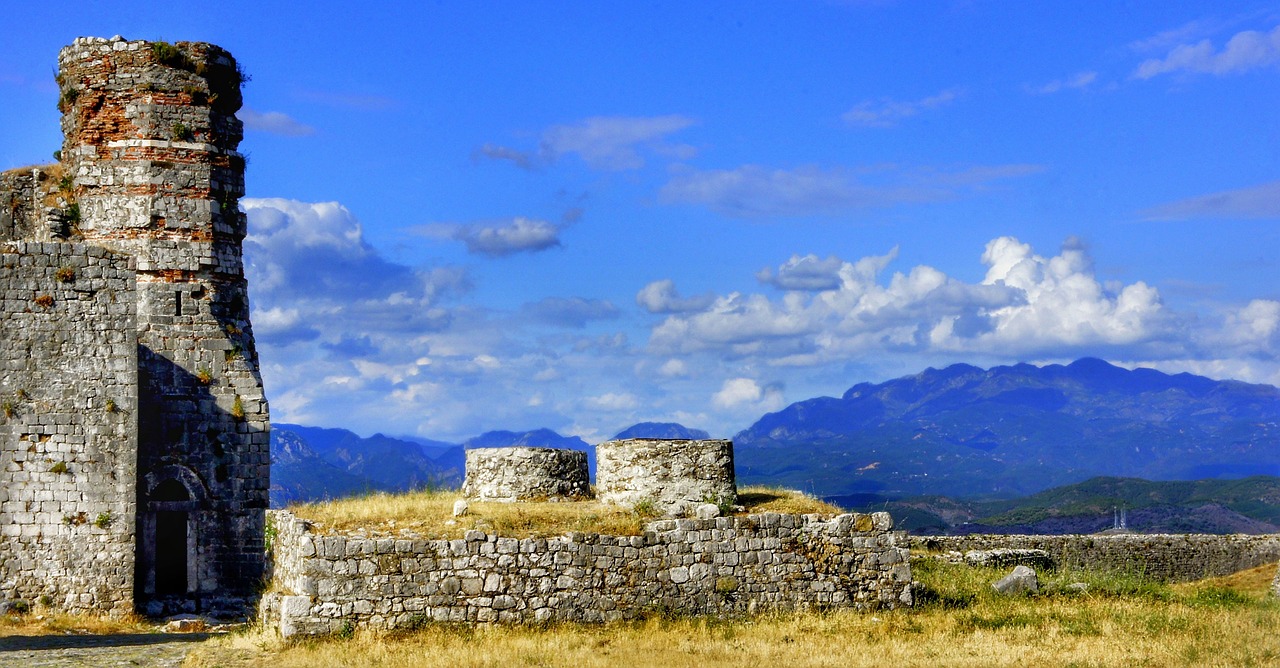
[269,359,1280,525]
[733,358,1279,498]
[268,421,700,506]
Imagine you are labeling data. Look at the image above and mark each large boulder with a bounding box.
[993,565,1039,595]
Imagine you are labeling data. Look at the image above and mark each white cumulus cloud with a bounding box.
[1134,24,1280,78]
[842,88,962,128]
[712,378,785,412]
[1140,179,1280,220]
[648,237,1179,363]
[660,163,1042,219]
[540,115,697,170]
[584,392,640,411]
[757,254,847,291]
[239,107,315,136]
[1028,71,1098,95]
[423,217,565,257]
[636,279,715,314]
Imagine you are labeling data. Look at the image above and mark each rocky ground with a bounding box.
[0,631,212,667]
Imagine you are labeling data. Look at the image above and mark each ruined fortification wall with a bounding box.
[910,533,1280,582]
[0,241,137,613]
[261,509,912,636]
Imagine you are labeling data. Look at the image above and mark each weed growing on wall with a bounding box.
[150,41,189,69]
[56,86,78,113]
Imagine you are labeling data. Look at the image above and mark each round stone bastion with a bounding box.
[595,438,736,515]
[461,447,592,502]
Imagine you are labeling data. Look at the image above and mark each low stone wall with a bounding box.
[596,438,736,516]
[261,509,912,636]
[461,447,590,502]
[910,534,1280,582]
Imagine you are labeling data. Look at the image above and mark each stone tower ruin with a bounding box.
[0,36,268,616]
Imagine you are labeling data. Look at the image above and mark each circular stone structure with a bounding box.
[595,438,736,515]
[461,447,592,502]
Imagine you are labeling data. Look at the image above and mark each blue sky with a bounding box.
[3,2,1279,442]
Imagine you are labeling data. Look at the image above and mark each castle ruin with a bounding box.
[0,36,269,617]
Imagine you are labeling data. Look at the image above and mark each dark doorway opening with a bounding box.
[154,510,188,594]
[151,478,191,595]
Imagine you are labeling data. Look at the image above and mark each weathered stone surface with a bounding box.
[942,548,1054,570]
[596,439,736,516]
[462,447,591,502]
[993,565,1038,595]
[261,509,913,635]
[0,242,138,615]
[695,503,721,520]
[911,534,1280,583]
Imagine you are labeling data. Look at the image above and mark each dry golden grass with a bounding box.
[288,489,646,539]
[287,486,839,539]
[0,163,54,178]
[734,485,842,515]
[1173,561,1277,596]
[185,558,1280,668]
[0,609,152,637]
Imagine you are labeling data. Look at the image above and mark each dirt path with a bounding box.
[0,632,214,667]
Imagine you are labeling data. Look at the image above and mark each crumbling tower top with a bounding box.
[56,36,247,275]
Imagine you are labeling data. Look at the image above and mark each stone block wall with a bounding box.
[596,438,736,516]
[261,509,912,636]
[0,241,138,613]
[910,533,1280,582]
[462,447,591,502]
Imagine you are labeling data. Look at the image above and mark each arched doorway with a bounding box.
[139,468,205,604]
[151,478,190,595]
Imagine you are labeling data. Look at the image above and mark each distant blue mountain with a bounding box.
[735,358,1280,499]
[269,428,378,507]
[270,424,462,506]
[270,358,1279,507]
[614,422,711,440]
